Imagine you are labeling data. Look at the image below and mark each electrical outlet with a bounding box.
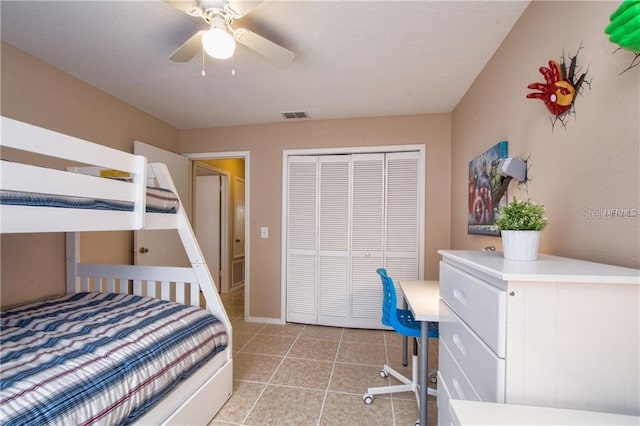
[261,227,269,238]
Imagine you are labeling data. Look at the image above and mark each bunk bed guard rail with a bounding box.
[1,116,147,231]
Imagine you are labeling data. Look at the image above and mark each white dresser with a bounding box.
[436,250,640,426]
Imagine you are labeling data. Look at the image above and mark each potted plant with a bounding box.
[495,197,549,261]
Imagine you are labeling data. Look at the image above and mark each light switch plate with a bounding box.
[261,227,269,238]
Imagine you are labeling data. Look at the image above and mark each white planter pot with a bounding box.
[501,230,541,261]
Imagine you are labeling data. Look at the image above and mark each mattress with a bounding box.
[0,292,228,426]
[0,186,179,214]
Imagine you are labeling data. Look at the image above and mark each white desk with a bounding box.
[449,400,640,425]
[399,280,440,426]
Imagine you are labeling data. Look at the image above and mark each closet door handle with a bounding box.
[138,247,149,254]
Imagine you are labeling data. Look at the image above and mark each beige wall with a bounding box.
[451,1,640,268]
[181,115,452,319]
[4,0,636,319]
[0,42,180,308]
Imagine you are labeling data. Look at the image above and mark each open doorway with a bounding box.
[193,163,229,292]
[189,154,248,318]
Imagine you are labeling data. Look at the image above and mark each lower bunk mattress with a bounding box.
[0,292,229,425]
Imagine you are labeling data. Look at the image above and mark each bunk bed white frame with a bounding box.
[0,116,233,425]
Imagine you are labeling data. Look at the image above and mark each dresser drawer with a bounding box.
[440,261,507,356]
[439,300,506,402]
[437,371,453,426]
[439,338,482,403]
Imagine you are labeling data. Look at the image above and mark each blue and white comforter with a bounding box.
[0,292,228,426]
[0,186,180,213]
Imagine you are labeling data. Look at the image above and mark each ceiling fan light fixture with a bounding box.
[202,17,236,60]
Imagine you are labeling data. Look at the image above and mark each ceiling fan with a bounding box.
[165,0,294,68]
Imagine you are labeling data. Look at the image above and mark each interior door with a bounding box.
[134,141,190,267]
[350,153,385,327]
[317,155,350,327]
[375,151,422,320]
[284,150,422,329]
[384,151,421,288]
[195,174,221,291]
[233,178,246,258]
[285,156,318,324]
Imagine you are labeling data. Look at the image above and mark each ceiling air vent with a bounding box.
[281,111,310,120]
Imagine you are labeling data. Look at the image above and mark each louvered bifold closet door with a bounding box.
[385,151,421,309]
[286,156,318,324]
[350,153,385,328]
[317,156,350,326]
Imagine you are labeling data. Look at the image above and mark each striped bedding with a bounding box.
[0,292,228,426]
[0,186,180,214]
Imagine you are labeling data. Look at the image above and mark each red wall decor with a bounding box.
[527,46,589,129]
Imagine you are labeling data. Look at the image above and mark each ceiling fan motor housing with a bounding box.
[196,1,237,21]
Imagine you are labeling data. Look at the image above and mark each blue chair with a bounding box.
[363,268,438,408]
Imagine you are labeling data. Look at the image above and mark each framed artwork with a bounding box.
[468,141,508,236]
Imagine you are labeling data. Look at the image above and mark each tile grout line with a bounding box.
[384,331,399,426]
[235,326,272,425]
[316,327,345,426]
[231,328,261,353]
[238,323,306,425]
[217,318,422,426]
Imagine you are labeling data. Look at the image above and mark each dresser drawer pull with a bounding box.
[453,288,468,305]
[452,333,467,357]
[452,378,466,400]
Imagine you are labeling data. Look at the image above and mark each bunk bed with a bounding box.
[0,116,233,425]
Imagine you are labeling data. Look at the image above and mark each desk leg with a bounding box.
[403,300,408,366]
[419,321,429,426]
[403,336,408,366]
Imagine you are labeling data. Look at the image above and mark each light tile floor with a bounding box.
[213,290,438,426]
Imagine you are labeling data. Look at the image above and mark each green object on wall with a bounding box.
[605,0,640,52]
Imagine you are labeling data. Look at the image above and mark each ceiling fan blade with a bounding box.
[170,30,206,62]
[233,27,294,68]
[163,1,199,14]
[226,0,264,17]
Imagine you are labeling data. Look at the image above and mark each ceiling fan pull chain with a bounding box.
[202,48,206,76]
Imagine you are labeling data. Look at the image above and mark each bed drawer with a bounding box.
[439,300,505,402]
[439,261,507,357]
[439,338,482,403]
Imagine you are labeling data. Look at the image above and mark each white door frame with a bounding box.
[193,162,230,293]
[185,151,250,320]
[281,144,426,324]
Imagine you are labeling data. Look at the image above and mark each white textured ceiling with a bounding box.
[1,1,529,129]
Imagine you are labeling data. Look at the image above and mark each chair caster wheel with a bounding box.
[363,394,373,405]
[379,370,388,378]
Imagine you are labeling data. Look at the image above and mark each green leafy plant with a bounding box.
[495,197,549,231]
